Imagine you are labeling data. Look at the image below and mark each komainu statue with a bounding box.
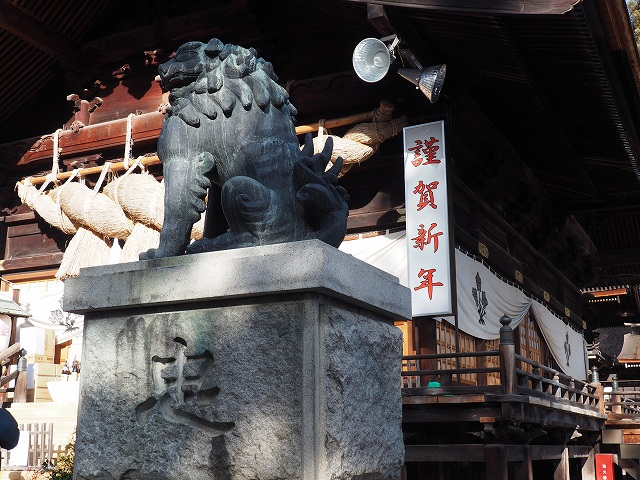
[140,38,349,259]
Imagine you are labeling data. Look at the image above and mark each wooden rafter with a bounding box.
[0,0,78,63]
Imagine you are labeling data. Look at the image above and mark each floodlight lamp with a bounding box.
[398,64,447,103]
[352,37,398,83]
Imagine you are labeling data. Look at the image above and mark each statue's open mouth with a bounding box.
[163,72,200,89]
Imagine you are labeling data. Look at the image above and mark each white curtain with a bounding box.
[453,249,529,338]
[340,233,588,380]
[530,300,587,380]
[339,231,409,287]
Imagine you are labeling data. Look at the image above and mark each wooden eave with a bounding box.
[345,0,582,16]
[593,0,640,100]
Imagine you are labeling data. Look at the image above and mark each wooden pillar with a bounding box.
[499,314,517,395]
[553,447,569,480]
[477,339,488,386]
[9,287,19,362]
[580,446,598,480]
[415,317,437,385]
[13,369,27,403]
[485,445,508,480]
[513,446,533,480]
[13,349,28,403]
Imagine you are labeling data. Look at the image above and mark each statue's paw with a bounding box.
[139,246,184,260]
[139,248,159,260]
[187,234,234,253]
[186,238,217,254]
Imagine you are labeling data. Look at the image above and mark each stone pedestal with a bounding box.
[64,240,410,480]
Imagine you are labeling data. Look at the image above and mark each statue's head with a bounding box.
[158,38,297,121]
[158,41,206,89]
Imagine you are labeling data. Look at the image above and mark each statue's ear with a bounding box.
[204,38,225,58]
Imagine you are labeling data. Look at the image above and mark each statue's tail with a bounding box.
[294,134,349,247]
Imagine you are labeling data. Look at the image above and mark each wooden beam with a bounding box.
[13,111,164,168]
[530,445,591,461]
[343,0,581,15]
[403,405,501,423]
[0,0,78,62]
[404,444,592,463]
[0,253,65,273]
[405,444,485,462]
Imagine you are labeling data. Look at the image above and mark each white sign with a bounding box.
[403,120,454,317]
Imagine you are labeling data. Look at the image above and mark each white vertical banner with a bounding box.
[403,120,454,317]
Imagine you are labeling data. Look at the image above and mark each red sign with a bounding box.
[595,453,614,480]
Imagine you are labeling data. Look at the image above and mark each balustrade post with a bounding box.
[551,373,561,397]
[499,314,517,395]
[13,349,28,403]
[569,379,576,402]
[590,367,605,413]
[532,367,543,392]
[612,375,622,414]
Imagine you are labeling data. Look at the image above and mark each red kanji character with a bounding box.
[408,137,441,167]
[411,223,443,253]
[413,180,439,211]
[413,268,443,299]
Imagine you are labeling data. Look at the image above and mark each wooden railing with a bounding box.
[401,315,601,411]
[0,344,27,404]
[401,351,501,392]
[601,379,640,415]
[514,355,600,408]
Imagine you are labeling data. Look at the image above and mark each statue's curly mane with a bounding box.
[162,38,297,127]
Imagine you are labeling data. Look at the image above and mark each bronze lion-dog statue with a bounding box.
[140,38,349,259]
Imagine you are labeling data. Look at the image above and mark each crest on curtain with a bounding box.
[471,272,488,324]
[564,329,572,366]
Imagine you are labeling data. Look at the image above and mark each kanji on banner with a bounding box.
[403,121,454,317]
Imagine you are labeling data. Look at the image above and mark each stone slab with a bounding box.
[64,239,411,321]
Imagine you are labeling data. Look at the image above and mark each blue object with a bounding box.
[0,409,19,450]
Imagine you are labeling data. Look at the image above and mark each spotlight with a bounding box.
[352,36,399,83]
[398,64,447,103]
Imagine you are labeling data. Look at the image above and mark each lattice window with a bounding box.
[518,312,543,372]
[484,338,501,385]
[436,321,476,384]
[14,278,61,296]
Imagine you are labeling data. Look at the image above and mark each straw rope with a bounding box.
[56,227,111,280]
[312,100,407,176]
[55,164,120,280]
[16,180,79,234]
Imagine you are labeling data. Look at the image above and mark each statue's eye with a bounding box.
[175,50,197,62]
